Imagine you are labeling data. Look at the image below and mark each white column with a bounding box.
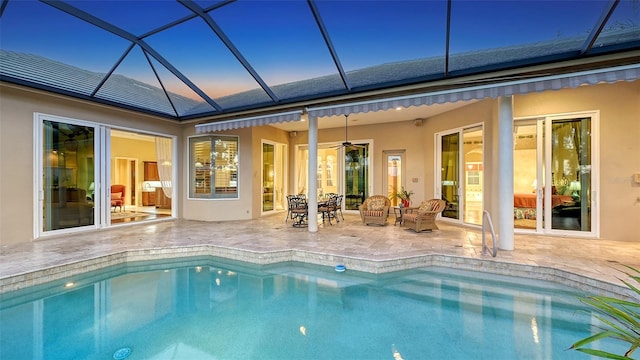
[498,96,514,250]
[308,114,318,232]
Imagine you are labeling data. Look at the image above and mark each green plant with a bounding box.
[390,187,414,201]
[570,264,640,359]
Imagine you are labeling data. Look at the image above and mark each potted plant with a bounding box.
[391,187,414,208]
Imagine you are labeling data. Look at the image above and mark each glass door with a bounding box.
[514,113,596,235]
[295,142,370,210]
[384,151,405,207]
[262,141,287,213]
[436,125,484,225]
[440,132,460,220]
[344,145,369,210]
[547,116,592,233]
[41,119,95,232]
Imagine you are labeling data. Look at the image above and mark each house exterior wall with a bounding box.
[513,80,640,242]
[181,126,254,222]
[1,80,638,248]
[288,118,428,202]
[0,84,182,246]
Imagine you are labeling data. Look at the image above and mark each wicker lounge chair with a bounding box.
[358,195,391,226]
[402,199,446,232]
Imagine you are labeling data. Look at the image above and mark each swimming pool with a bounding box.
[0,256,625,359]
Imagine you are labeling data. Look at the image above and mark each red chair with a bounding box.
[110,185,126,212]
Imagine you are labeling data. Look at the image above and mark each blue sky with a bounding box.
[0,0,633,103]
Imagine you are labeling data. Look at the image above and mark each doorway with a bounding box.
[383,150,405,207]
[514,112,597,235]
[435,124,484,225]
[295,141,371,210]
[40,118,96,233]
[36,114,175,237]
[262,141,287,213]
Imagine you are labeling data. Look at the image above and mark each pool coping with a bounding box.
[0,244,634,300]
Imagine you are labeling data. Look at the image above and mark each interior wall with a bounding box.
[110,136,157,206]
[0,84,181,246]
[514,80,640,242]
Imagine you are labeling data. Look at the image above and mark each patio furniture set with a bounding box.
[286,194,446,232]
[286,193,344,228]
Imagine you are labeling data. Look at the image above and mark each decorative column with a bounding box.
[498,96,514,250]
[308,114,318,232]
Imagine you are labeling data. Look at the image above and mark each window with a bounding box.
[467,170,480,185]
[189,135,239,199]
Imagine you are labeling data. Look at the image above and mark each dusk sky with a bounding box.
[1,0,636,110]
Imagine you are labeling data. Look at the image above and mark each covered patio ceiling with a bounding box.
[1,0,639,125]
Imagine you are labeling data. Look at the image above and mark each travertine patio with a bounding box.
[1,213,639,299]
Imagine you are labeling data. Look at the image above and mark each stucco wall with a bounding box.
[181,126,254,222]
[0,84,181,245]
[2,80,638,246]
[513,81,640,242]
[288,117,428,202]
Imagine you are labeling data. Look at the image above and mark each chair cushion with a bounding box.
[367,198,386,211]
[111,193,122,199]
[403,213,418,222]
[362,210,384,217]
[419,200,439,212]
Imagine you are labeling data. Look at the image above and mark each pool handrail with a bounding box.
[482,210,498,257]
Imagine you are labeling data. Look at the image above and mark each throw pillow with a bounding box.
[367,198,385,211]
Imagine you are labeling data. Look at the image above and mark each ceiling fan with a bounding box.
[333,114,366,149]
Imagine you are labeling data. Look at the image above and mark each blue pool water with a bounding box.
[0,257,626,359]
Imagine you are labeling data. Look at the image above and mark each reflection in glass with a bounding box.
[190,136,238,198]
[441,133,459,219]
[386,155,403,207]
[263,143,275,212]
[344,145,369,210]
[42,121,95,231]
[463,126,483,225]
[550,118,591,231]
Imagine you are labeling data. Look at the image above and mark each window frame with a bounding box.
[188,134,240,199]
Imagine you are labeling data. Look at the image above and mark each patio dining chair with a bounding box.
[288,195,308,227]
[286,194,305,223]
[318,195,339,225]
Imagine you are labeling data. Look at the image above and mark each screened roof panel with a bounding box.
[144,15,272,106]
[149,57,217,117]
[95,46,178,115]
[0,1,130,94]
[211,0,346,99]
[595,0,640,49]
[315,0,448,87]
[65,0,193,36]
[0,0,638,121]
[448,0,606,72]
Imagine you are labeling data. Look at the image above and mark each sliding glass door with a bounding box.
[436,125,484,225]
[38,115,174,236]
[514,113,596,235]
[41,119,96,232]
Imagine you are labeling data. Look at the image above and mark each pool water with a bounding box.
[0,257,626,359]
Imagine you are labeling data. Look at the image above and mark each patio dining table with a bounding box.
[288,196,340,227]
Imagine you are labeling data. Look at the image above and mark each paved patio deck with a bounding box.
[1,213,639,299]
